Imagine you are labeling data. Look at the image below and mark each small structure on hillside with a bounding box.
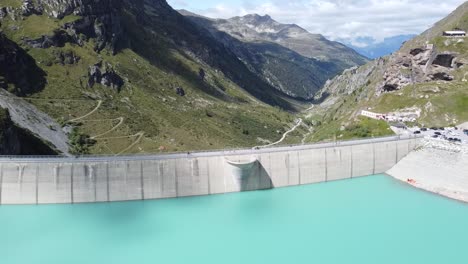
[361,110,385,120]
[443,30,466,37]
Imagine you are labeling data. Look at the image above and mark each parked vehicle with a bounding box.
[413,131,421,134]
[421,128,428,132]
[435,132,442,136]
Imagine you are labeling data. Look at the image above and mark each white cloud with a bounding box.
[170,0,467,45]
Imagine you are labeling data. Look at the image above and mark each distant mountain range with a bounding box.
[180,10,368,99]
[339,35,417,59]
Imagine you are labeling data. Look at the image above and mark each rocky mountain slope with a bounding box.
[180,11,368,99]
[0,107,58,155]
[0,0,311,155]
[308,2,468,142]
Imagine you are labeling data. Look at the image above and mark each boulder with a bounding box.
[199,68,206,81]
[175,87,185,96]
[101,67,124,90]
[0,7,8,19]
[23,30,74,48]
[53,50,80,65]
[87,62,124,90]
[410,48,425,56]
[430,72,454,81]
[87,64,102,88]
[21,0,41,16]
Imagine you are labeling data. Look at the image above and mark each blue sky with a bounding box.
[167,0,467,46]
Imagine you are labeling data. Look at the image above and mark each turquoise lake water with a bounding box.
[1,175,468,264]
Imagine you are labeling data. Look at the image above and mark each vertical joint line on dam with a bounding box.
[0,165,2,205]
[140,161,145,200]
[372,144,376,175]
[125,162,129,195]
[350,146,354,178]
[106,162,110,202]
[159,163,164,197]
[325,148,328,182]
[286,153,291,186]
[395,141,399,164]
[297,152,302,185]
[35,165,39,205]
[70,164,74,204]
[206,160,211,195]
[175,164,179,197]
[93,165,97,203]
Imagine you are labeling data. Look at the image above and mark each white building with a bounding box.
[443,30,466,37]
[361,110,385,120]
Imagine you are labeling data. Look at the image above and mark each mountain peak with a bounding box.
[233,13,276,24]
[243,14,272,20]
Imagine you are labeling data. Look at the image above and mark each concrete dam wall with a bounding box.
[0,136,421,205]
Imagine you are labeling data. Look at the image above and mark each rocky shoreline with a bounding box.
[387,139,468,202]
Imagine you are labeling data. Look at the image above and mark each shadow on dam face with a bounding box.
[225,158,274,192]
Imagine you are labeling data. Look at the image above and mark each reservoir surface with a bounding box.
[1,175,467,264]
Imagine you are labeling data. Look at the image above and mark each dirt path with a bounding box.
[116,132,145,155]
[91,117,124,139]
[69,100,102,123]
[254,118,303,149]
[301,124,314,145]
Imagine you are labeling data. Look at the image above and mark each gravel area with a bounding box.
[392,125,468,145]
[387,139,468,202]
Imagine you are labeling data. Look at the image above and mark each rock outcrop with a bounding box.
[87,62,124,90]
[175,87,185,96]
[0,107,58,155]
[378,45,462,95]
[0,108,20,155]
[23,29,74,48]
[11,0,124,53]
[52,50,80,65]
[0,89,70,155]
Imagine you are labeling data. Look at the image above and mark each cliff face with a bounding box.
[0,108,20,154]
[0,108,57,155]
[20,0,126,53]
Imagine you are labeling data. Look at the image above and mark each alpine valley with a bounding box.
[0,0,467,156]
